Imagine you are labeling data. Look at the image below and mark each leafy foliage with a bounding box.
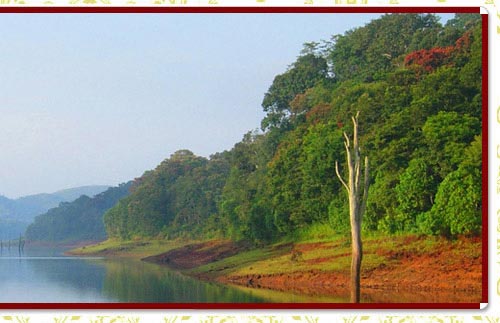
[404,46,454,73]
[394,158,437,232]
[104,150,231,240]
[418,136,482,236]
[100,13,482,243]
[327,14,442,82]
[261,51,331,130]
[25,183,132,243]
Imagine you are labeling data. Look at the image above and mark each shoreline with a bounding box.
[28,240,105,250]
[69,235,483,303]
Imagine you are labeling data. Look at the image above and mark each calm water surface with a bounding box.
[0,246,274,303]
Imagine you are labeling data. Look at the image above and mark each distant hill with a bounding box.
[0,185,110,240]
[25,182,132,243]
[11,185,111,222]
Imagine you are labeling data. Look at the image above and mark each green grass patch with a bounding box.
[290,222,347,243]
[189,242,294,277]
[67,238,190,259]
[197,232,451,279]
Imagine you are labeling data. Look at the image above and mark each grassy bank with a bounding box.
[69,227,482,303]
[66,238,191,259]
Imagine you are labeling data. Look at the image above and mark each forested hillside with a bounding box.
[0,185,109,240]
[25,182,132,243]
[103,13,483,244]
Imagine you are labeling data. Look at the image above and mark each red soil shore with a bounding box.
[143,236,483,303]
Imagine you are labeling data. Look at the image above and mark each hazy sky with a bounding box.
[0,13,452,198]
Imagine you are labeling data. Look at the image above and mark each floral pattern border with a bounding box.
[1,316,500,323]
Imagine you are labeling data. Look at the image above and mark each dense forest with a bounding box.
[52,13,484,245]
[0,185,109,240]
[25,183,131,243]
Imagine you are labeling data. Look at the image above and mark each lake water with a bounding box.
[0,247,480,304]
[1,246,347,304]
[0,247,275,303]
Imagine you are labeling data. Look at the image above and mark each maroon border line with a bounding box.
[0,302,484,310]
[481,12,489,306]
[0,6,482,14]
[0,6,487,311]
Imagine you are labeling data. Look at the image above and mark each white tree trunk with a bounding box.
[335,111,369,303]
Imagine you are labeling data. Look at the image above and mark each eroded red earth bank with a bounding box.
[144,236,482,303]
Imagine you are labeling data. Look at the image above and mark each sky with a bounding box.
[0,13,453,198]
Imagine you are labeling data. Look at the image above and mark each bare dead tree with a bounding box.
[335,111,369,303]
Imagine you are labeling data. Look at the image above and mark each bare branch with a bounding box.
[352,115,359,160]
[360,156,370,219]
[354,160,361,193]
[335,161,350,193]
[343,132,350,148]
